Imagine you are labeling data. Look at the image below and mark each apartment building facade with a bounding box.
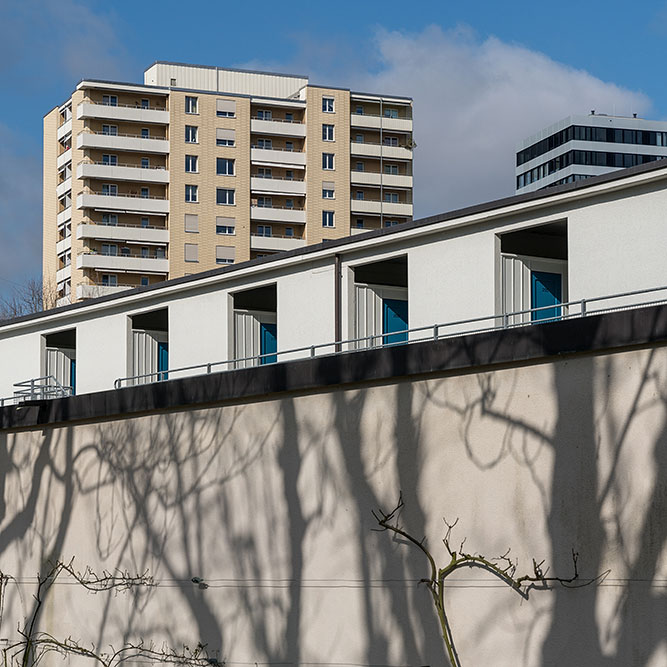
[515,112,667,193]
[44,62,414,305]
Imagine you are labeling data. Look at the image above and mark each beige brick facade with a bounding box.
[43,64,413,303]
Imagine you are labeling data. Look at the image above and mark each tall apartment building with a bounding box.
[515,112,667,193]
[44,62,414,305]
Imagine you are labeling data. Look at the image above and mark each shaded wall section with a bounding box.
[0,308,666,667]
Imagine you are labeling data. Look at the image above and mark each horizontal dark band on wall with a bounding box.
[2,304,667,431]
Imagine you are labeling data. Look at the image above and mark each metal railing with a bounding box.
[251,204,305,211]
[79,250,166,260]
[82,221,167,231]
[78,130,167,141]
[251,232,304,240]
[253,116,304,124]
[81,190,167,201]
[252,174,305,182]
[78,159,167,171]
[251,145,304,153]
[113,284,667,390]
[350,140,413,149]
[83,101,167,111]
[0,376,72,407]
[351,112,413,121]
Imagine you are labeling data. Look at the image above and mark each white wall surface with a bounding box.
[168,291,230,376]
[568,185,667,304]
[277,262,335,358]
[76,312,130,393]
[0,332,42,399]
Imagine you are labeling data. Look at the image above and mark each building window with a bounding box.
[216,158,235,175]
[257,167,272,179]
[216,188,235,205]
[101,274,117,286]
[141,217,149,227]
[184,214,199,233]
[184,243,198,262]
[323,188,334,199]
[322,124,334,141]
[285,227,294,237]
[285,141,294,152]
[355,134,364,143]
[285,198,294,209]
[384,220,400,227]
[384,108,399,119]
[216,128,235,146]
[285,112,293,122]
[141,157,150,168]
[216,216,235,235]
[141,99,150,109]
[384,164,399,175]
[101,243,117,256]
[185,125,198,143]
[285,170,294,180]
[185,185,198,202]
[185,155,198,172]
[355,105,363,115]
[141,128,150,139]
[257,138,272,149]
[322,211,334,227]
[102,95,117,106]
[322,153,334,170]
[216,246,235,264]
[156,247,165,259]
[322,181,335,199]
[257,225,272,237]
[141,276,150,286]
[383,136,399,147]
[384,192,399,203]
[102,154,117,165]
[257,196,272,208]
[355,162,364,171]
[355,218,364,229]
[101,183,117,196]
[216,99,236,117]
[322,97,334,113]
[140,187,149,199]
[102,213,118,225]
[102,125,117,136]
[257,109,272,120]
[185,96,198,114]
[140,247,149,258]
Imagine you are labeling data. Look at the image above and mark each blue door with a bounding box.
[260,322,277,364]
[383,298,408,345]
[70,358,76,395]
[157,341,169,380]
[531,271,562,321]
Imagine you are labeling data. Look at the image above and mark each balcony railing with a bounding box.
[253,174,305,181]
[253,116,304,124]
[0,376,72,407]
[78,130,167,141]
[251,204,305,211]
[79,250,167,260]
[78,158,167,171]
[113,284,667,389]
[86,101,167,111]
[82,220,167,231]
[251,232,304,240]
[350,112,413,120]
[81,189,167,201]
[250,145,304,153]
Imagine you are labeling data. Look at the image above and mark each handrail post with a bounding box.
[310,346,315,358]
[581,299,587,316]
[433,324,438,340]
[207,363,212,374]
[503,313,509,329]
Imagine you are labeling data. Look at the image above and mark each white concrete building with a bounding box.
[516,112,667,193]
[4,159,667,400]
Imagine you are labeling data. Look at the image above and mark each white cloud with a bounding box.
[345,26,651,216]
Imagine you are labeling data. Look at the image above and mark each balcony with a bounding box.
[57,208,72,226]
[57,150,72,169]
[350,171,413,189]
[250,176,306,196]
[76,284,135,300]
[77,191,169,215]
[350,141,413,160]
[250,205,306,224]
[57,118,72,141]
[56,265,71,283]
[77,102,169,125]
[76,223,169,244]
[250,118,306,138]
[250,234,307,252]
[77,252,169,274]
[250,146,306,167]
[56,236,71,256]
[350,113,412,133]
[77,131,169,154]
[77,160,169,184]
[56,177,72,198]
[350,199,413,216]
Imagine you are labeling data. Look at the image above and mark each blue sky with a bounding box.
[1,0,666,299]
